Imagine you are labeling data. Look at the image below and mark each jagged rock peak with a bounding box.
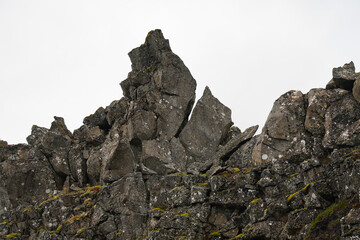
[2,30,360,239]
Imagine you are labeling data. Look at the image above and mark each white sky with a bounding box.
[1,1,360,144]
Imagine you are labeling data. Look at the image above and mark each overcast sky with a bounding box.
[1,1,360,144]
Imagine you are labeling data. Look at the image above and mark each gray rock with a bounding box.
[120,29,196,140]
[252,90,311,166]
[180,87,232,173]
[352,75,360,102]
[332,61,357,90]
[207,125,258,175]
[126,110,157,141]
[323,93,360,148]
[84,107,110,130]
[100,136,136,183]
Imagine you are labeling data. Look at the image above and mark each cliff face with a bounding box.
[1,30,360,240]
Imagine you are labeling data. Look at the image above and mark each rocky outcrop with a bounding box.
[1,30,360,239]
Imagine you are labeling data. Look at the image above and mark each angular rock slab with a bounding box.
[323,93,360,148]
[180,86,232,173]
[100,135,136,183]
[252,90,311,166]
[305,88,348,136]
[101,172,147,238]
[120,29,196,140]
[0,145,57,209]
[27,117,72,178]
[331,61,358,90]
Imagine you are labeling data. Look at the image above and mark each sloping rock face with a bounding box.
[1,31,360,240]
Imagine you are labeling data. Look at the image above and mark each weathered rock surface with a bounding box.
[180,87,233,173]
[2,30,360,240]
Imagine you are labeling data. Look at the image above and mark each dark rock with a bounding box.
[252,90,311,166]
[323,93,360,148]
[4,31,360,240]
[126,110,157,141]
[331,61,357,90]
[179,87,233,173]
[84,107,110,130]
[352,75,360,102]
[0,145,57,210]
[207,125,258,175]
[121,29,196,140]
[100,135,136,183]
[105,98,129,126]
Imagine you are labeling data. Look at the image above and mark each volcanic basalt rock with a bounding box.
[2,30,360,240]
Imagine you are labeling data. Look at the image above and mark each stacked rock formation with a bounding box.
[1,30,360,239]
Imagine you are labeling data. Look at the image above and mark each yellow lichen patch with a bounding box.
[290,173,300,180]
[39,193,64,206]
[209,230,222,236]
[197,182,208,186]
[116,232,122,235]
[76,226,89,236]
[287,182,315,202]
[46,224,63,234]
[23,209,31,213]
[230,233,244,239]
[83,198,92,207]
[168,172,189,176]
[0,222,7,225]
[249,198,262,205]
[65,212,88,224]
[180,213,190,217]
[5,233,21,238]
[291,208,307,214]
[169,186,183,192]
[244,168,252,174]
[80,185,101,197]
[151,207,164,213]
[233,168,241,172]
[175,236,189,239]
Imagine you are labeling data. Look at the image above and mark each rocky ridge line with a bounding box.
[1,30,360,239]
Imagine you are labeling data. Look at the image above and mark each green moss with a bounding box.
[249,198,262,205]
[346,226,360,236]
[5,233,21,238]
[305,200,348,239]
[287,182,314,202]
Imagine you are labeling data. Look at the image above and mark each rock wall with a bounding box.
[1,30,360,239]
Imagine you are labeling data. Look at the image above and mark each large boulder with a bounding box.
[27,117,73,179]
[327,61,358,90]
[323,93,360,148]
[252,90,311,166]
[100,130,136,183]
[120,29,196,141]
[0,144,57,211]
[179,87,233,174]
